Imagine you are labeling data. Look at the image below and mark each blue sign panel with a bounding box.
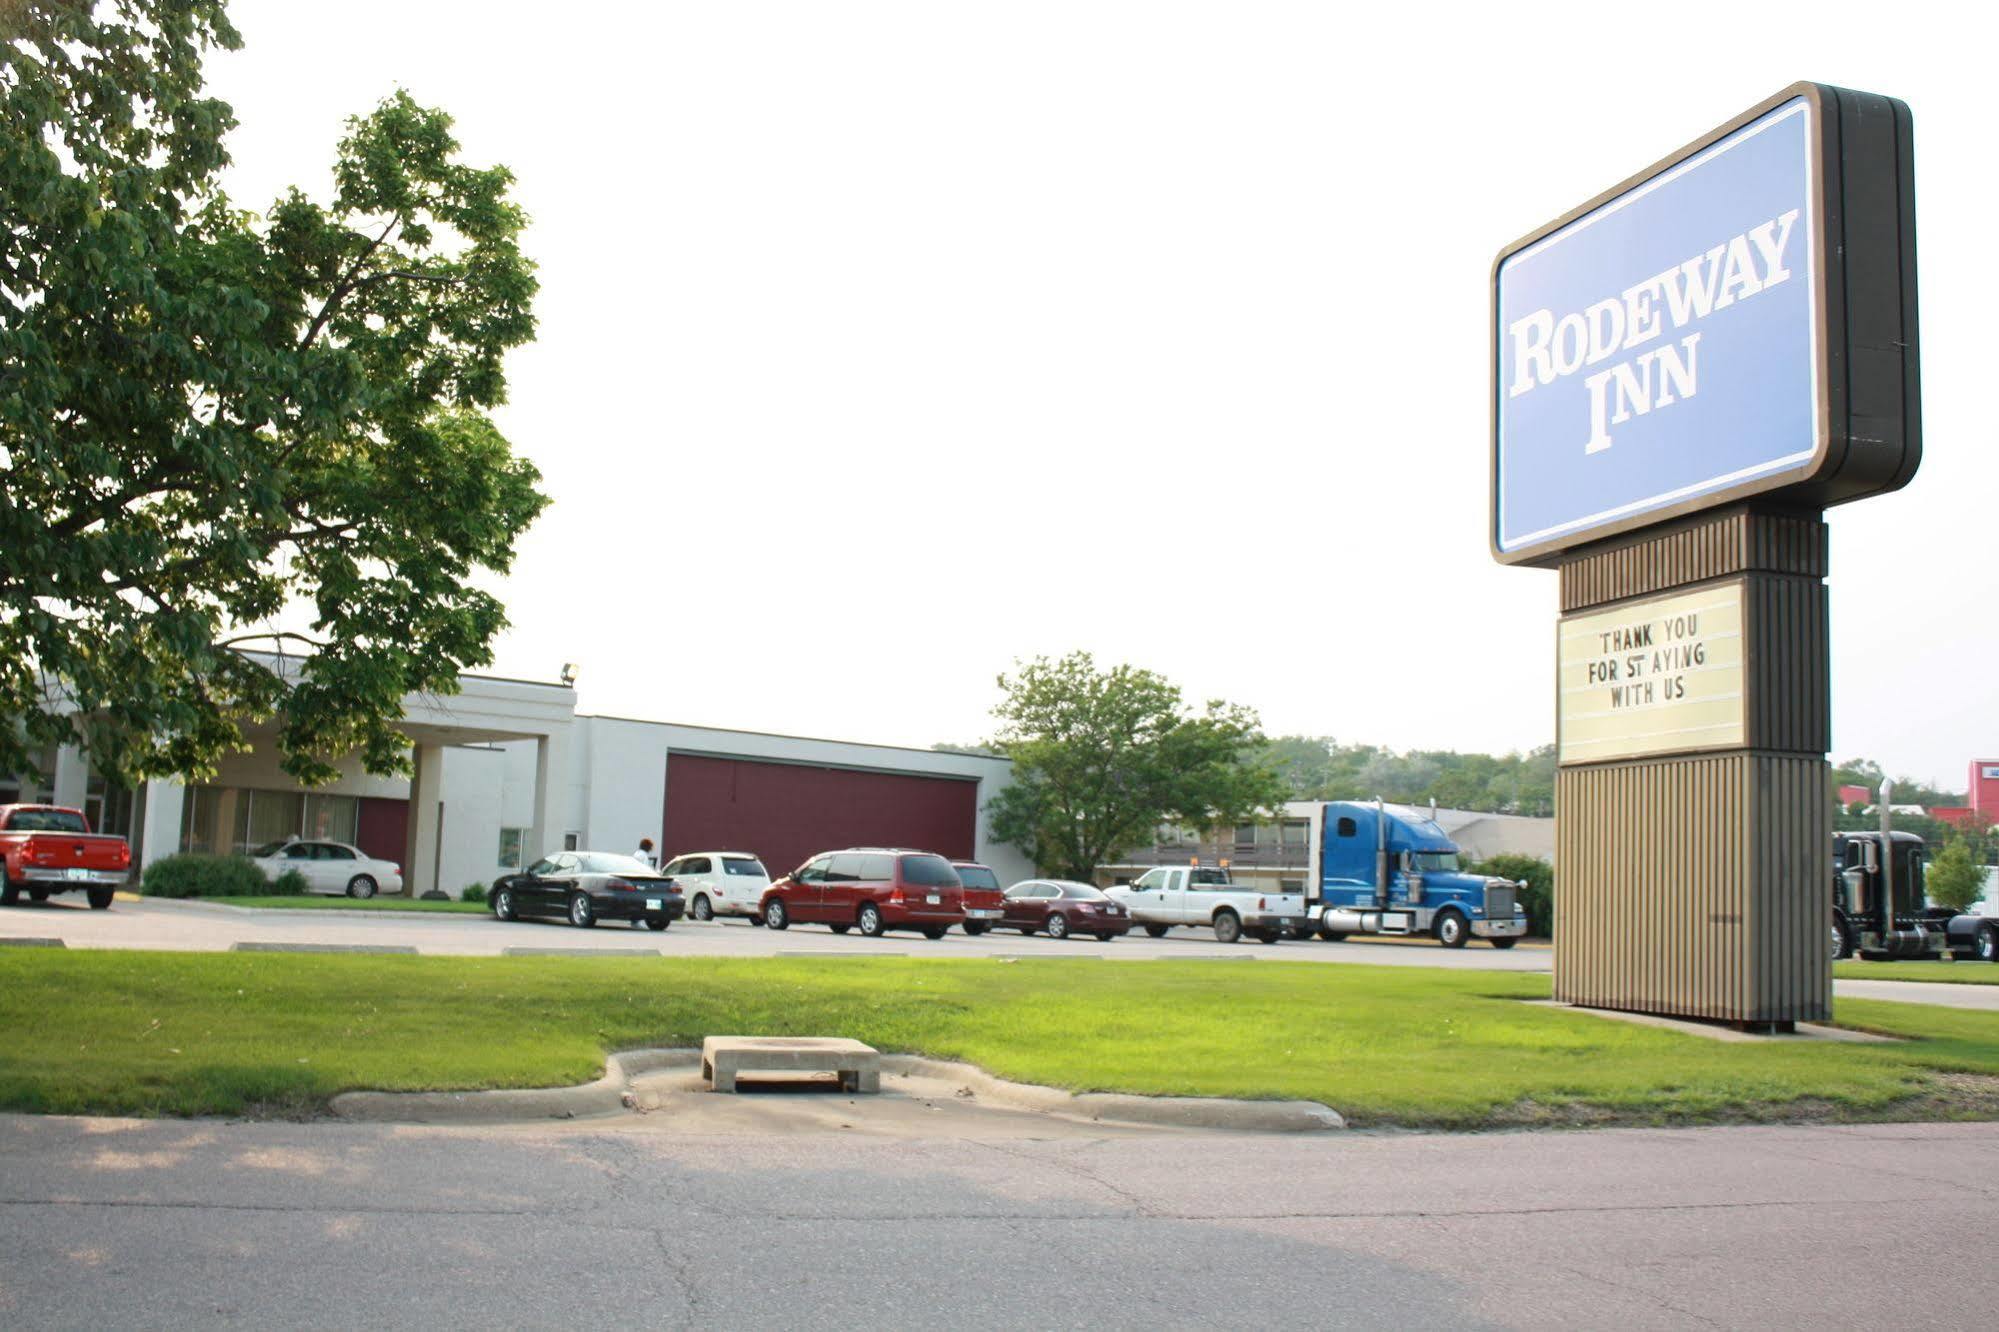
[1494,98,1822,560]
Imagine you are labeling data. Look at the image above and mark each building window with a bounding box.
[499,827,527,870]
[1234,823,1259,846]
[563,832,580,851]
[1281,820,1308,847]
[177,785,356,856]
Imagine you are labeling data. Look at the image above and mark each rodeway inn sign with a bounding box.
[1491,83,1921,565]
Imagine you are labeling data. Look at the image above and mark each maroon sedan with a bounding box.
[1001,879,1132,941]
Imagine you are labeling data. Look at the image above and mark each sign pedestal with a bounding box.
[1554,506,1831,1024]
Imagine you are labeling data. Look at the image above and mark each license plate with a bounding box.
[67,867,89,881]
[645,898,662,910]
[926,893,940,905]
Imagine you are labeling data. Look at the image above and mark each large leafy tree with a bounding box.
[1,1,546,786]
[985,652,1285,880]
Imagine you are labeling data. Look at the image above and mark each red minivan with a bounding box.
[949,860,1005,935]
[761,848,967,939]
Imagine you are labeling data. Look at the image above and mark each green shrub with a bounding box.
[461,883,487,904]
[140,853,273,899]
[1469,853,1554,937]
[272,868,309,897]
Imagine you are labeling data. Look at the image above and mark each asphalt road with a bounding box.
[0,895,1553,970]
[2,1112,1993,1329]
[8,898,1999,1009]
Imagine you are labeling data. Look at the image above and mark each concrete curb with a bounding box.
[330,1049,699,1124]
[328,1047,1343,1131]
[880,1055,1345,1131]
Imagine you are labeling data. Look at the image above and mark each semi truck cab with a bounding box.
[1308,800,1528,948]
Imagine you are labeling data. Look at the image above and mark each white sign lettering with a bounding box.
[1507,210,1800,456]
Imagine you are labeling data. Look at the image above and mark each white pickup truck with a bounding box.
[1105,865,1312,944]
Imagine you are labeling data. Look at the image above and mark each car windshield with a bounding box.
[7,809,88,833]
[954,865,999,890]
[1411,851,1461,873]
[722,857,768,877]
[898,854,961,887]
[576,853,656,876]
[250,840,291,858]
[1059,883,1107,899]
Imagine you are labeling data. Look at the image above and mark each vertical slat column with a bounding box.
[1555,506,1831,1024]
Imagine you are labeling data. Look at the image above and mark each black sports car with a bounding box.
[490,851,684,930]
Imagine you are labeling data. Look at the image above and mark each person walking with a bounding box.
[634,837,658,868]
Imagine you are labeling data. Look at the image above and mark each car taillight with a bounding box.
[606,878,635,891]
[888,888,905,905]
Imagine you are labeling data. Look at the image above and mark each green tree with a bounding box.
[984,652,1286,880]
[1,2,545,787]
[1926,838,1986,912]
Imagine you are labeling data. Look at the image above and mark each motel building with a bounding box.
[3,665,1031,897]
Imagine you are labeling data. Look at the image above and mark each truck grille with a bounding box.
[1484,883,1516,918]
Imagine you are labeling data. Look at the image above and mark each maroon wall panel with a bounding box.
[356,797,410,866]
[661,754,978,877]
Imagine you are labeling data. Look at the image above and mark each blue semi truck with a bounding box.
[1304,800,1530,948]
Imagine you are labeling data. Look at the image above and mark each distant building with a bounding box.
[1096,800,1554,896]
[1837,783,1872,808]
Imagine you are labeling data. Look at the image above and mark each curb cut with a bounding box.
[328,1047,1343,1131]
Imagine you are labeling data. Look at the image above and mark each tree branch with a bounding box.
[298,215,399,352]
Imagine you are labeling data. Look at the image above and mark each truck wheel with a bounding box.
[1489,937,1519,950]
[1979,925,1999,963]
[1046,913,1070,940]
[29,888,51,902]
[857,903,886,937]
[922,925,947,940]
[963,922,988,936]
[1317,926,1348,942]
[0,873,18,906]
[1831,919,1854,961]
[87,887,115,910]
[1212,910,1242,945]
[1285,924,1313,941]
[1254,928,1281,945]
[1143,924,1169,938]
[1435,911,1469,949]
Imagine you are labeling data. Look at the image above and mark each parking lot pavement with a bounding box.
[0,895,1556,970]
[1,1112,1993,1329]
[7,900,1999,1008]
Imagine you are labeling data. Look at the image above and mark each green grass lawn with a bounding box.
[2,952,1996,1128]
[1836,959,1999,985]
[198,895,489,914]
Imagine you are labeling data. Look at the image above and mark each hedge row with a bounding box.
[141,854,302,899]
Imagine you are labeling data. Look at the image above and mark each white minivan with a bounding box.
[662,851,771,922]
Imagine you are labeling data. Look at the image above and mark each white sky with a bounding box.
[205,1,1991,788]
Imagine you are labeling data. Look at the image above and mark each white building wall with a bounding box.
[436,746,505,897]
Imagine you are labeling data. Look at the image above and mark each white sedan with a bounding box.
[249,839,404,898]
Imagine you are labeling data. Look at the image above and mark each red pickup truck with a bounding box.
[0,805,132,909]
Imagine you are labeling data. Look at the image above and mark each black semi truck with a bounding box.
[1831,830,1998,963]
